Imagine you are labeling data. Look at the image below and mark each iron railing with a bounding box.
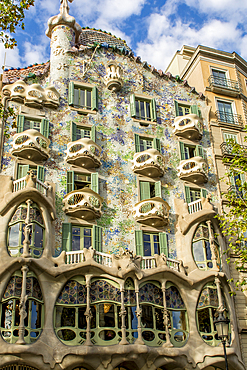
[215,111,243,125]
[220,142,247,157]
[208,75,239,92]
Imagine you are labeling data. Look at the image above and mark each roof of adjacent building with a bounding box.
[2,62,50,84]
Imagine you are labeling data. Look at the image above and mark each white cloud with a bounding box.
[22,35,50,66]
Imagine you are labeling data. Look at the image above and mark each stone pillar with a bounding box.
[134,280,144,345]
[162,281,172,347]
[22,199,32,258]
[215,275,224,312]
[16,265,29,344]
[206,220,218,270]
[84,274,93,346]
[119,284,128,345]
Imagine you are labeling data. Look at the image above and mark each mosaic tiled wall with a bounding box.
[1,45,218,258]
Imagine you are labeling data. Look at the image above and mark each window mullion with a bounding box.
[80,227,84,249]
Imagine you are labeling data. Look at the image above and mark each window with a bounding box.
[217,100,234,124]
[192,222,220,270]
[124,278,138,344]
[174,101,201,117]
[16,164,44,182]
[16,115,49,137]
[134,134,160,153]
[184,186,207,203]
[179,142,205,160]
[8,202,44,258]
[130,94,156,123]
[71,122,96,142]
[66,171,98,194]
[139,180,161,201]
[229,172,246,198]
[68,82,98,112]
[223,132,238,142]
[0,271,43,343]
[135,230,168,256]
[62,223,102,252]
[212,69,227,87]
[197,282,229,346]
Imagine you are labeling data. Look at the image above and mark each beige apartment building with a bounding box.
[167,45,247,363]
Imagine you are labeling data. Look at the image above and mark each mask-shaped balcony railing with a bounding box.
[104,62,123,92]
[63,188,103,220]
[12,172,49,197]
[177,157,208,183]
[133,197,170,227]
[173,114,203,140]
[11,129,50,161]
[132,149,165,178]
[65,138,101,169]
[215,111,243,125]
[208,75,239,94]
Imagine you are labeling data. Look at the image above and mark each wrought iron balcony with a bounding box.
[208,75,239,96]
[65,138,101,168]
[220,142,247,157]
[11,129,50,161]
[133,197,170,227]
[215,111,243,125]
[173,114,203,140]
[132,149,165,177]
[63,188,103,220]
[177,157,208,183]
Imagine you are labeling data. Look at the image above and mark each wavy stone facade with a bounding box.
[0,1,245,370]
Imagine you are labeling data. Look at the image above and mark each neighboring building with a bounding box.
[167,45,247,365]
[0,2,245,370]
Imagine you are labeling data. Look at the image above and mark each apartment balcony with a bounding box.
[208,75,240,97]
[133,197,170,227]
[215,111,243,126]
[132,149,165,177]
[177,157,208,183]
[220,142,247,158]
[173,114,203,140]
[13,175,49,197]
[11,129,50,161]
[63,188,103,220]
[65,138,101,169]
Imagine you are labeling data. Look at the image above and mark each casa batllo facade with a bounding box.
[0,1,244,370]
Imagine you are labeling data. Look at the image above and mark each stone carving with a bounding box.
[177,156,208,183]
[173,113,203,140]
[25,170,37,188]
[11,129,50,161]
[132,148,165,178]
[112,248,143,279]
[104,61,123,92]
[133,197,170,227]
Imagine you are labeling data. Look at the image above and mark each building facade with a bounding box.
[0,2,245,370]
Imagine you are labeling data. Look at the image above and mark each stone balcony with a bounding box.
[104,61,123,92]
[11,129,50,161]
[177,156,208,183]
[173,114,203,141]
[133,197,170,227]
[132,149,165,178]
[65,138,101,169]
[63,188,103,220]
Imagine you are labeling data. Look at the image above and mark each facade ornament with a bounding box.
[162,283,172,347]
[46,0,82,42]
[104,61,123,92]
[207,220,219,270]
[22,198,33,258]
[112,248,143,279]
[16,265,29,344]
[119,287,128,345]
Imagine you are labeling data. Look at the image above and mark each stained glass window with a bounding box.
[8,203,44,258]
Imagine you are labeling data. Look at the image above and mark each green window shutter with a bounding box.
[151,98,157,122]
[37,166,45,182]
[134,134,140,152]
[196,145,204,158]
[135,230,144,256]
[68,82,74,106]
[71,122,77,141]
[91,173,99,193]
[17,164,29,179]
[159,233,168,256]
[130,94,136,117]
[91,125,96,142]
[179,142,186,160]
[184,186,191,203]
[92,86,98,111]
[153,138,161,153]
[140,181,151,201]
[40,119,49,138]
[17,115,25,133]
[67,171,74,194]
[191,105,200,116]
[201,188,207,198]
[74,88,79,106]
[155,181,162,198]
[62,223,72,252]
[174,101,179,116]
[93,225,102,252]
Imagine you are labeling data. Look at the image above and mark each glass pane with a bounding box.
[140,139,145,152]
[1,300,13,330]
[34,224,43,248]
[205,241,212,261]
[141,304,153,328]
[79,89,85,108]
[84,129,91,138]
[135,100,139,117]
[171,310,186,330]
[198,308,211,333]
[178,106,183,116]
[155,308,165,331]
[140,101,145,119]
[72,227,81,251]
[14,300,20,326]
[99,304,115,327]
[32,121,41,131]
[86,90,91,109]
[23,119,32,131]
[84,228,92,249]
[146,102,150,120]
[91,305,96,329]
[78,307,87,329]
[143,233,151,256]
[131,306,138,333]
[30,301,42,329]
[193,240,204,261]
[8,223,20,247]
[60,307,75,327]
[76,128,84,140]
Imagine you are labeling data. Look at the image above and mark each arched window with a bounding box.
[139,281,165,346]
[0,271,43,343]
[124,277,138,343]
[197,282,229,346]
[192,222,220,270]
[166,282,189,346]
[8,202,44,258]
[55,277,87,345]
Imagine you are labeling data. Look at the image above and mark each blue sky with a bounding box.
[2,0,247,72]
